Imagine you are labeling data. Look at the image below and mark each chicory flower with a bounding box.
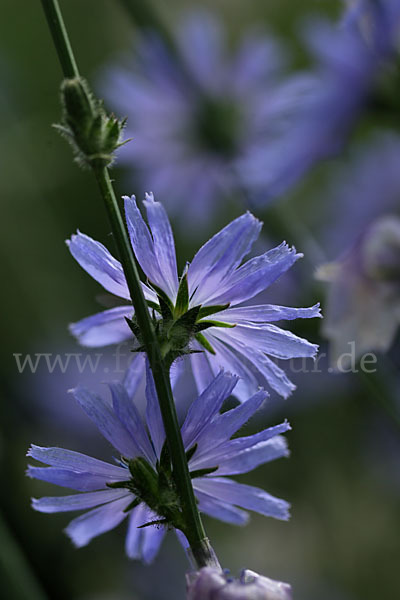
[68,194,320,401]
[28,370,290,563]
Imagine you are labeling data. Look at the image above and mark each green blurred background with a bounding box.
[1,1,399,599]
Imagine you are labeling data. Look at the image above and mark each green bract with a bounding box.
[107,445,217,535]
[127,272,233,366]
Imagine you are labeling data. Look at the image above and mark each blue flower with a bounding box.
[68,194,321,401]
[100,11,318,223]
[27,371,290,563]
[259,0,400,199]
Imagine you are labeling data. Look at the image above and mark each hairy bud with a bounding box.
[55,77,129,169]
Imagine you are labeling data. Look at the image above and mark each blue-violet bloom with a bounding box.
[68,194,321,401]
[261,0,400,198]
[28,371,290,563]
[101,11,318,223]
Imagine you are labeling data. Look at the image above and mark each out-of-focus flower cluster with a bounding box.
[101,4,400,213]
[270,0,400,194]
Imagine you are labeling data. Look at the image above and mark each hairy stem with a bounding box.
[41,0,78,78]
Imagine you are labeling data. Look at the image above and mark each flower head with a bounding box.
[28,370,290,563]
[100,11,319,223]
[68,194,320,401]
[186,567,292,600]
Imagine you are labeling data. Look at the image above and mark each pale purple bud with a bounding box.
[186,567,292,600]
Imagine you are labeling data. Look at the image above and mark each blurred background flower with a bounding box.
[100,10,317,229]
[252,0,400,200]
[310,131,400,367]
[316,215,400,367]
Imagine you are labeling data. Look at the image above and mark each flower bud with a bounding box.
[186,567,292,600]
[56,77,128,169]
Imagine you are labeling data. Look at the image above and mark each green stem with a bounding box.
[41,0,78,78]
[93,168,209,558]
[40,0,217,569]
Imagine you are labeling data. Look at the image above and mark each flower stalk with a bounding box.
[40,0,217,569]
